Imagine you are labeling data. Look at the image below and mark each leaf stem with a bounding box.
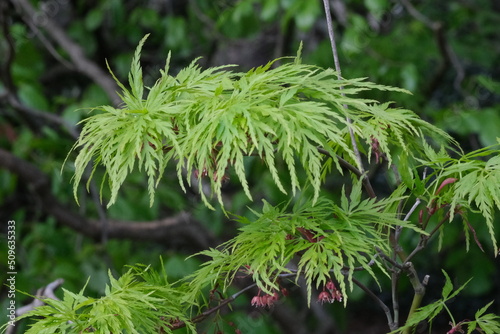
[317,147,376,199]
[351,276,397,331]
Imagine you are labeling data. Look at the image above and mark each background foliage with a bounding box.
[1,0,500,333]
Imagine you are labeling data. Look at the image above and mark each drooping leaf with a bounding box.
[69,35,451,209]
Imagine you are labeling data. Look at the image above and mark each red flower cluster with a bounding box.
[251,290,280,308]
[318,280,343,304]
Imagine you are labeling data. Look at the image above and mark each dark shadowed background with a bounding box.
[1,0,500,333]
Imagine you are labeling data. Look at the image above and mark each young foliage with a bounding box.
[11,266,196,334]
[69,35,182,207]
[421,144,500,254]
[391,271,500,334]
[390,270,471,334]
[54,34,500,334]
[69,35,450,209]
[462,301,500,334]
[188,180,426,306]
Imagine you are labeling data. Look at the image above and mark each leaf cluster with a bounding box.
[69,34,450,209]
[9,265,196,334]
[188,180,425,306]
[421,144,500,253]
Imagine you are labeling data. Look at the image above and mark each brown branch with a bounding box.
[10,0,121,105]
[399,0,465,95]
[0,148,215,249]
[2,94,80,139]
[404,210,451,264]
[351,276,397,331]
[0,5,80,139]
[0,2,16,94]
[169,272,298,331]
[168,283,257,330]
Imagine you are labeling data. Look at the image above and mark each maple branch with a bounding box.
[10,0,120,104]
[322,0,376,202]
[317,147,377,199]
[168,272,299,331]
[351,276,397,331]
[399,0,465,94]
[0,148,215,249]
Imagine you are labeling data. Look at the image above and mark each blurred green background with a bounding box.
[1,0,499,333]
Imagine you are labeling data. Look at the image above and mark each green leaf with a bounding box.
[423,146,500,254]
[190,190,421,306]
[69,35,454,210]
[390,271,471,334]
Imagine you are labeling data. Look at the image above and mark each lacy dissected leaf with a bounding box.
[189,182,424,306]
[466,301,500,334]
[69,34,445,209]
[10,280,93,334]
[12,266,196,334]
[423,146,500,254]
[69,34,182,207]
[346,101,455,169]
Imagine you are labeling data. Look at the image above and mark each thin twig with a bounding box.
[351,276,396,331]
[399,0,436,29]
[394,198,422,243]
[4,94,80,139]
[404,210,451,264]
[317,147,376,198]
[403,198,421,222]
[399,0,464,93]
[169,273,298,330]
[14,6,75,70]
[322,0,366,175]
[376,247,404,270]
[10,0,120,104]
